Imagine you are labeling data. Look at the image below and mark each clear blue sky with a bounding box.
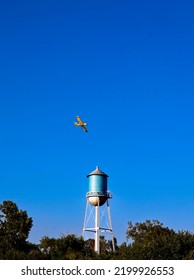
[0,0,194,245]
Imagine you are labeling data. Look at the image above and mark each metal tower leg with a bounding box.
[107,199,115,252]
[95,198,100,254]
[82,196,115,254]
[82,199,89,238]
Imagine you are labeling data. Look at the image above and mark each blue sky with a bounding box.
[0,0,194,244]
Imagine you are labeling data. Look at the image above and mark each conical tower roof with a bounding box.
[87,166,108,177]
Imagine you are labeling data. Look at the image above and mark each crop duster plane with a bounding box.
[74,116,88,132]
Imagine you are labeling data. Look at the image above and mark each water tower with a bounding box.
[82,166,115,254]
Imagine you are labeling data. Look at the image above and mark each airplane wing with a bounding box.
[76,116,83,125]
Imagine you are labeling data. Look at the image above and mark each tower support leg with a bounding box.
[95,198,100,254]
[107,199,115,252]
[82,199,89,238]
[82,196,115,254]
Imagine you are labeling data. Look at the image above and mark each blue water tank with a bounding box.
[87,166,108,193]
[86,166,109,206]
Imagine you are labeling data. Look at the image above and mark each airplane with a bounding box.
[74,116,88,132]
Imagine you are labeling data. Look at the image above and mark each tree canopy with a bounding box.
[124,220,194,260]
[0,201,194,260]
[0,200,42,259]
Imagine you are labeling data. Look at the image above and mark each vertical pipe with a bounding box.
[95,198,100,254]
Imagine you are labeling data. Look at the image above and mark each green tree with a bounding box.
[125,220,194,260]
[0,200,40,259]
[174,230,194,259]
[40,234,95,260]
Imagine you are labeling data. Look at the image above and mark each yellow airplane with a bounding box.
[74,116,88,132]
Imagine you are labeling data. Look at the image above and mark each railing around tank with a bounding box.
[86,191,112,199]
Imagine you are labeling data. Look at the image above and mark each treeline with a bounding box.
[0,200,194,260]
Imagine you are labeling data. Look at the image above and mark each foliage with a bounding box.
[39,234,95,259]
[0,200,43,259]
[0,200,33,238]
[125,220,194,260]
[0,200,194,259]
